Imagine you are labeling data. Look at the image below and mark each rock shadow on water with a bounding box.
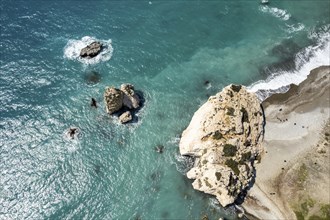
[84,70,102,85]
[144,170,163,194]
[161,211,170,219]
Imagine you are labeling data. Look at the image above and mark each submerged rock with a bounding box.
[179,84,264,207]
[104,87,123,114]
[119,111,132,124]
[91,98,97,108]
[80,41,103,58]
[155,145,164,153]
[84,71,102,84]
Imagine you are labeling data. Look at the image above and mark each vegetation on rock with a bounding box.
[226,107,235,116]
[225,159,240,175]
[223,144,237,157]
[212,131,223,140]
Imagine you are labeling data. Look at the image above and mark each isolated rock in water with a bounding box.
[121,84,140,109]
[179,84,264,207]
[104,87,123,114]
[67,127,79,139]
[119,111,132,124]
[91,98,97,108]
[80,41,103,58]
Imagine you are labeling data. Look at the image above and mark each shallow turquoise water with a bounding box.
[1,1,329,219]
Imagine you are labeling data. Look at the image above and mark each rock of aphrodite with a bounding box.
[80,42,103,58]
[104,87,124,114]
[179,85,264,207]
[104,84,141,123]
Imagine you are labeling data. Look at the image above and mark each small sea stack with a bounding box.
[104,83,141,124]
[80,42,103,58]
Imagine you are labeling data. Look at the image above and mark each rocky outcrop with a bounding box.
[179,84,264,207]
[80,42,103,58]
[104,87,124,114]
[104,84,141,124]
[119,111,132,124]
[121,84,140,109]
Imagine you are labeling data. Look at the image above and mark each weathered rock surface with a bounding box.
[179,84,264,207]
[119,111,133,124]
[104,84,141,124]
[104,87,123,114]
[121,84,140,109]
[80,41,103,58]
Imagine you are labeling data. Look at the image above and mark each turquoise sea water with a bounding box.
[1,1,329,219]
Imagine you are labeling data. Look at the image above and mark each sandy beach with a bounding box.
[242,66,330,219]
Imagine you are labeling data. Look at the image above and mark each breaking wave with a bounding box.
[260,5,291,21]
[63,36,113,65]
[248,26,330,101]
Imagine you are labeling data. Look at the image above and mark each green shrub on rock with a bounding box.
[212,131,223,140]
[223,144,237,157]
[225,159,240,175]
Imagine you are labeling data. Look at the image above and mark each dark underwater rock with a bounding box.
[84,71,102,84]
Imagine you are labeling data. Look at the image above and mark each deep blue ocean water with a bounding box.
[1,1,329,219]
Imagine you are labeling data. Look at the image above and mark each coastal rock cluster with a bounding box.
[80,41,103,58]
[179,85,264,207]
[104,84,140,123]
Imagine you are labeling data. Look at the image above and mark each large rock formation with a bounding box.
[121,84,140,109]
[179,84,264,207]
[104,84,141,124]
[104,87,124,114]
[80,41,103,58]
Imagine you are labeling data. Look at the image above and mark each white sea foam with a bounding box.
[248,29,330,101]
[260,5,291,21]
[19,13,37,19]
[63,36,113,65]
[284,23,305,33]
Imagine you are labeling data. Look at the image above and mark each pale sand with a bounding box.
[242,66,330,219]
